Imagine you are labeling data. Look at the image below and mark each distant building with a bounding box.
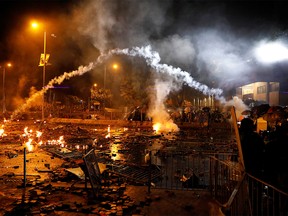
[236,81,288,106]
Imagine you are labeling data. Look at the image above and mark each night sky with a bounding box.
[1,0,288,110]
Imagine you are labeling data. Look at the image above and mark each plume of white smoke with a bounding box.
[75,0,172,52]
[224,96,249,121]
[193,29,254,88]
[148,79,180,132]
[75,0,116,52]
[152,35,196,68]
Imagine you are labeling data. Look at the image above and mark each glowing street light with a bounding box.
[31,21,49,121]
[112,63,118,70]
[1,63,12,114]
[254,40,288,64]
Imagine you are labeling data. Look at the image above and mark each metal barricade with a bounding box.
[150,152,288,215]
[150,150,235,190]
[209,156,288,216]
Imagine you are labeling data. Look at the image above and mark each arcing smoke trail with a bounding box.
[110,45,225,100]
[11,50,114,119]
[11,62,98,119]
[11,45,225,121]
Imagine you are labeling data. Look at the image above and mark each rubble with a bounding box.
[0,120,232,215]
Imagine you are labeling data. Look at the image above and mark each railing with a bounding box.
[150,152,288,216]
[209,156,288,216]
[150,151,236,190]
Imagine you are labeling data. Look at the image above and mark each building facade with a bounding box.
[236,81,288,106]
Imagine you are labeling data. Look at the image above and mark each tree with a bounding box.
[90,86,112,108]
[119,71,150,109]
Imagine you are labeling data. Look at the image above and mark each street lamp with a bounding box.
[1,63,12,114]
[103,63,119,117]
[31,21,49,121]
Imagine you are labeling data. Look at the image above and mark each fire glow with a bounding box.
[0,125,5,137]
[153,121,179,133]
[105,125,111,138]
[21,127,67,152]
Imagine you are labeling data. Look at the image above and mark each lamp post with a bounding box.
[2,63,12,114]
[42,30,47,121]
[31,21,48,121]
[103,65,107,118]
[103,63,118,118]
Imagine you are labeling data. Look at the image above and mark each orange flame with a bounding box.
[152,121,179,133]
[25,138,34,152]
[0,124,5,137]
[105,125,111,138]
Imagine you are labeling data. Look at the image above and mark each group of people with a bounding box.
[239,117,288,192]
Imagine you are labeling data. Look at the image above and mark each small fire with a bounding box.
[23,127,33,137]
[0,124,5,137]
[36,131,43,138]
[25,138,34,152]
[153,123,161,133]
[0,128,4,137]
[21,126,67,152]
[152,120,179,134]
[105,125,111,138]
[46,136,66,147]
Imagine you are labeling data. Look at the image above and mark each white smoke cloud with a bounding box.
[224,96,250,120]
[75,0,116,52]
[74,0,172,52]
[192,28,255,88]
[73,0,279,92]
[152,34,196,68]
[148,79,179,132]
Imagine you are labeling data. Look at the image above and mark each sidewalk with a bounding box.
[125,185,225,216]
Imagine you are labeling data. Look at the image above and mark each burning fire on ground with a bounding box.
[19,126,67,152]
[152,121,179,134]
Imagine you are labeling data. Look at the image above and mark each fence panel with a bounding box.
[209,156,288,216]
[150,151,235,191]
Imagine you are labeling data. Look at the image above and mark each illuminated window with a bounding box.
[257,85,267,94]
[269,82,279,92]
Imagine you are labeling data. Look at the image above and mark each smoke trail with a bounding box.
[11,45,226,128]
[11,62,98,119]
[111,45,225,99]
[11,49,117,119]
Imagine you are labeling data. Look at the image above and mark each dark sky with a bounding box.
[1,0,288,110]
[1,0,288,59]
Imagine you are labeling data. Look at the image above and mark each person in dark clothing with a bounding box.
[239,118,267,215]
[239,118,265,178]
[264,121,288,192]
